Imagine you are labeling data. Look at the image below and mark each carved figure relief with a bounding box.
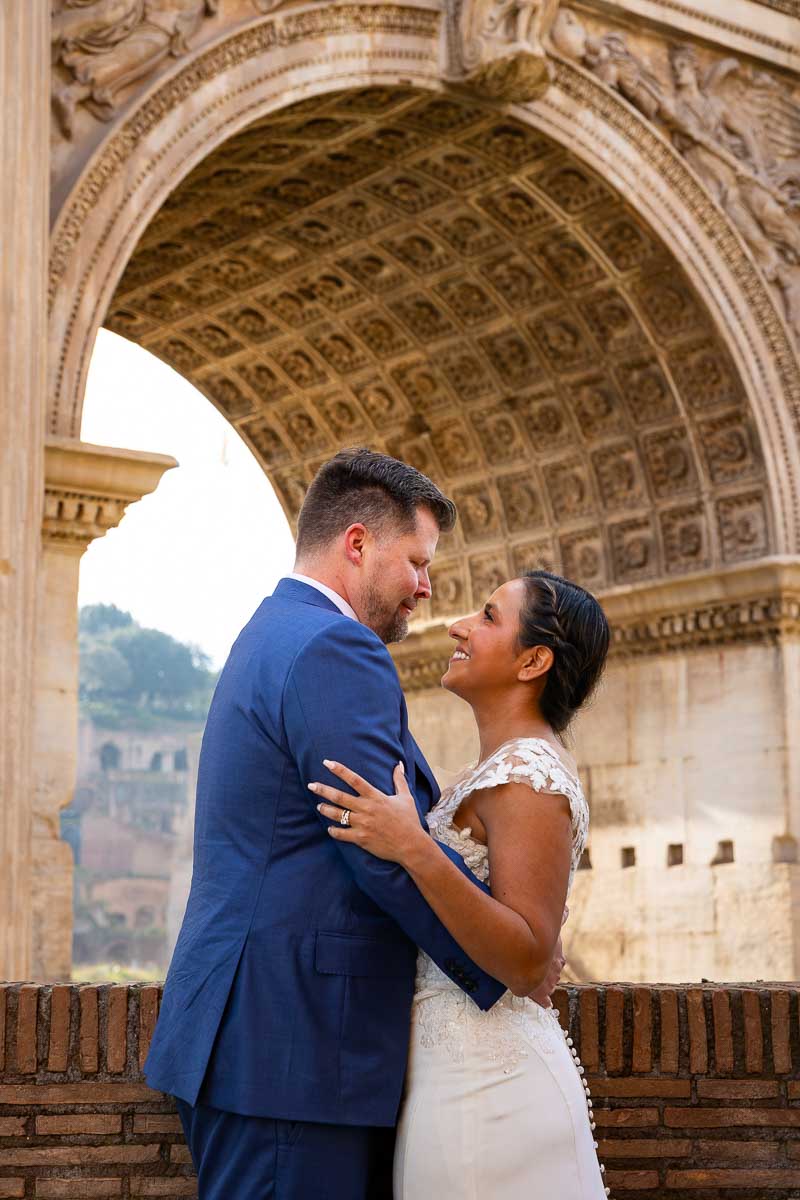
[451,0,560,102]
[52,0,217,138]
[553,9,800,341]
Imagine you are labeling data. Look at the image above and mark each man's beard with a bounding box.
[362,580,412,645]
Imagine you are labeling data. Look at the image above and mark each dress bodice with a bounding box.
[424,736,589,892]
[413,737,590,1072]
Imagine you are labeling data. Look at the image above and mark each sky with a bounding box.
[79,330,296,668]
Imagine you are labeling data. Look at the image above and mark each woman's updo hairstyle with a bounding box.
[518,570,610,734]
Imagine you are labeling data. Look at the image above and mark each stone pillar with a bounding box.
[32,439,176,979]
[0,0,50,980]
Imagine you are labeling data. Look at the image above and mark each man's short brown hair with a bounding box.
[295,447,456,557]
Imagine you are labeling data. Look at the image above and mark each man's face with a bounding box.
[357,507,440,643]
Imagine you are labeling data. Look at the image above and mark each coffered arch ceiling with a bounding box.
[104,86,773,619]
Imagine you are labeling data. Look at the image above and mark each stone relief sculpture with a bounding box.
[551,9,800,339]
[51,0,218,139]
[451,0,561,102]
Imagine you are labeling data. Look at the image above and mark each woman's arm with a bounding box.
[311,761,573,996]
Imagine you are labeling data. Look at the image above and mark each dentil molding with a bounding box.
[43,438,176,553]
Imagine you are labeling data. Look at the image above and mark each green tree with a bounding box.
[77,606,217,725]
[79,640,134,698]
[112,626,212,706]
[79,603,133,636]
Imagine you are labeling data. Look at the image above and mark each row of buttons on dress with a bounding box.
[564,1028,611,1198]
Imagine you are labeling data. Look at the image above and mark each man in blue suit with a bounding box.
[145,449,507,1197]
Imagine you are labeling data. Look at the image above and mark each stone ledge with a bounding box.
[43,438,176,552]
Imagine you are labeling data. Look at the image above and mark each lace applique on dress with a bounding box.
[414,737,590,1074]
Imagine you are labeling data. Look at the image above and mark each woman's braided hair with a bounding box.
[518,570,610,734]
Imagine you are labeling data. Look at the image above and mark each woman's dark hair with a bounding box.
[518,570,610,734]
[295,447,456,556]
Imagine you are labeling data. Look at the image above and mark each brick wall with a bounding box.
[1,982,799,1198]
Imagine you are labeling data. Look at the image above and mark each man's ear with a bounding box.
[517,644,553,683]
[343,522,368,566]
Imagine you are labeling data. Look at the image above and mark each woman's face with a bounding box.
[442,578,531,701]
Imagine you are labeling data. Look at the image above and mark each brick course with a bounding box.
[0,983,799,1197]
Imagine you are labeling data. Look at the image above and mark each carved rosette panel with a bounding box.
[103,85,776,623]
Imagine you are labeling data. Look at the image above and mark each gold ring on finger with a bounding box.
[340,809,351,827]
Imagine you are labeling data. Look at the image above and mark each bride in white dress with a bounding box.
[312,569,610,1198]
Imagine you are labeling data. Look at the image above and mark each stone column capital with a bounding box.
[43,438,177,553]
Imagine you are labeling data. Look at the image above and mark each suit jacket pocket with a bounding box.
[315,930,416,979]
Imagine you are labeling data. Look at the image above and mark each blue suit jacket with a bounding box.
[145,579,504,1125]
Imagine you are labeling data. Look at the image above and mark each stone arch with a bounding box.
[48,5,800,623]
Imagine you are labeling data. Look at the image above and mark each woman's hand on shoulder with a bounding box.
[309,760,429,865]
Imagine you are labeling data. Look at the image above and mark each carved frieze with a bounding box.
[552,8,800,344]
[51,0,219,140]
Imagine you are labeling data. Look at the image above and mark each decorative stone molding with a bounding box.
[603,557,800,656]
[43,438,177,552]
[393,558,800,689]
[600,0,800,64]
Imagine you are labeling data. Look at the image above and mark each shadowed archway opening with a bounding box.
[103,85,773,625]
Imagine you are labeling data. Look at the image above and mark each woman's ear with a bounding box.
[517,644,553,683]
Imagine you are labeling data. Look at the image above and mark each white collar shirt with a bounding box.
[287,573,358,622]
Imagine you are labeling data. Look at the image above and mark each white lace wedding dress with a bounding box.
[394,737,610,1199]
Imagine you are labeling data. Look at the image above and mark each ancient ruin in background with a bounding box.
[3,0,800,987]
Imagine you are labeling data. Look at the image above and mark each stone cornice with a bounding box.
[392,559,800,689]
[579,0,800,70]
[43,438,176,553]
[604,558,800,657]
